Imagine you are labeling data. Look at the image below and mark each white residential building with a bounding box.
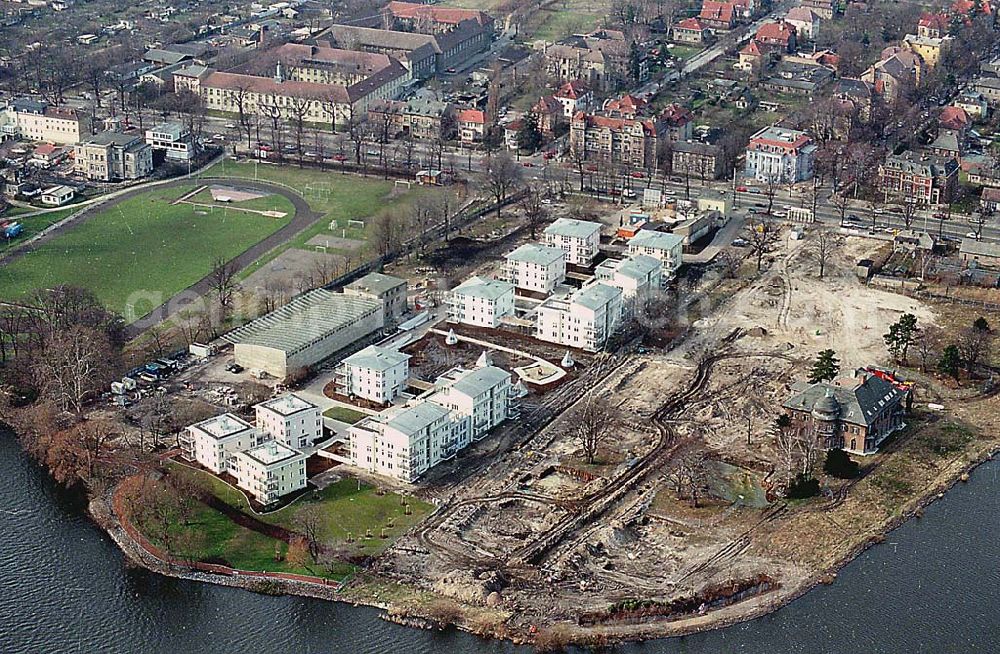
[427,366,511,448]
[543,218,602,266]
[181,413,261,474]
[144,122,195,161]
[231,441,307,505]
[595,255,663,316]
[504,243,566,295]
[336,345,411,404]
[348,364,515,482]
[744,126,817,183]
[448,276,515,328]
[627,230,684,276]
[349,400,455,482]
[255,394,322,450]
[535,282,623,352]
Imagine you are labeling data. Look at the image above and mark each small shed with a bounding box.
[40,185,74,206]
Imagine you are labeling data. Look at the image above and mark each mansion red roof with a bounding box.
[457,109,486,124]
[939,105,970,130]
[661,103,692,127]
[918,12,950,30]
[554,80,589,99]
[573,111,657,136]
[699,1,736,23]
[676,17,707,30]
[755,21,797,44]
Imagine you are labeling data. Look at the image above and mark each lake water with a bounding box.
[1,433,997,653]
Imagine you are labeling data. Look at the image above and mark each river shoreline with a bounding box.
[79,438,998,649]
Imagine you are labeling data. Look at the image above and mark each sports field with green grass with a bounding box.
[200,160,453,276]
[0,184,292,317]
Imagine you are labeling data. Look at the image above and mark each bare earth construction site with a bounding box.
[354,234,998,646]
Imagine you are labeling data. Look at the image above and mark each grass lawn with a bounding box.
[168,464,433,561]
[0,184,291,317]
[668,45,701,60]
[323,406,368,424]
[530,9,603,41]
[0,207,78,254]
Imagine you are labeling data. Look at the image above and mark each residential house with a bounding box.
[543,32,632,91]
[960,238,1000,267]
[673,18,711,44]
[594,255,663,316]
[981,187,1000,211]
[30,143,68,167]
[349,401,453,481]
[736,39,768,76]
[753,21,797,53]
[782,370,907,455]
[831,78,875,122]
[2,98,90,145]
[504,243,567,295]
[448,276,515,327]
[552,80,592,119]
[604,93,648,119]
[181,413,262,474]
[661,104,694,141]
[535,282,623,351]
[427,365,512,447]
[902,33,952,69]
[569,112,662,169]
[800,0,835,19]
[878,150,958,205]
[531,95,564,136]
[939,106,971,134]
[74,132,153,181]
[457,108,487,143]
[698,1,737,30]
[347,363,512,482]
[784,7,821,40]
[231,441,307,505]
[255,394,322,450]
[917,12,949,39]
[955,91,988,119]
[862,48,924,102]
[543,218,601,265]
[744,126,817,183]
[974,77,1000,105]
[671,140,724,180]
[336,345,411,404]
[368,97,455,141]
[627,229,684,275]
[503,119,524,151]
[927,128,962,160]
